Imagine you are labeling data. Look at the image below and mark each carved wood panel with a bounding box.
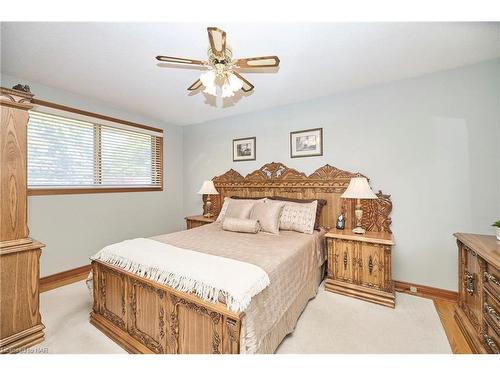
[91,261,241,354]
[99,268,127,331]
[169,294,223,354]
[357,243,386,290]
[128,280,166,353]
[460,245,483,334]
[208,162,392,232]
[329,239,357,283]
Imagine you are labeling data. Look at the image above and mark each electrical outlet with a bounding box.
[409,286,418,293]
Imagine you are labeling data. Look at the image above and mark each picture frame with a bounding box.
[233,137,256,162]
[290,128,323,158]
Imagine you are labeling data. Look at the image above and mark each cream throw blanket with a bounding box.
[91,238,270,313]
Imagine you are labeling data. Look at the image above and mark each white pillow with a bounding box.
[278,200,318,234]
[216,197,266,223]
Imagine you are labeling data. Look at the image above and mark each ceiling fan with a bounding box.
[156,27,280,98]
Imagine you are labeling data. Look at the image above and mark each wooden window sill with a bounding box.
[28,187,163,196]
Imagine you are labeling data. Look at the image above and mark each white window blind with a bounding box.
[28,111,163,189]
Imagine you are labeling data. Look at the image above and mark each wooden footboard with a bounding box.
[90,261,242,354]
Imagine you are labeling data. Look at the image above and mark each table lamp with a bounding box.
[197,180,219,218]
[341,176,378,234]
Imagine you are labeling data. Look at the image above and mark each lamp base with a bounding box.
[352,226,366,235]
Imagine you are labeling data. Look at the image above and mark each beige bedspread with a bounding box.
[152,223,325,354]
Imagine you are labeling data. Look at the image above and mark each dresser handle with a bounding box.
[484,303,500,323]
[484,272,500,287]
[484,334,499,354]
[465,271,474,295]
[343,252,348,270]
[368,255,374,275]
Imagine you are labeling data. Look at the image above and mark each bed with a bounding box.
[90,162,392,354]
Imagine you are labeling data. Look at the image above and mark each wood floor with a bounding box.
[433,299,473,354]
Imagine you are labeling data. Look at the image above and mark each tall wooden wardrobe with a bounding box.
[0,86,45,353]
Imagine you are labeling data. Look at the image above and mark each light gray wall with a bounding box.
[183,59,500,291]
[1,74,185,277]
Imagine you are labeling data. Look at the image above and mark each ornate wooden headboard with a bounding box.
[204,162,392,233]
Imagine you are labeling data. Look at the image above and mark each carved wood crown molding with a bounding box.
[0,87,34,110]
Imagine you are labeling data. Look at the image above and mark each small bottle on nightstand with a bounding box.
[336,213,345,230]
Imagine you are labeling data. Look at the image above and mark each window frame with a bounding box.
[27,99,164,196]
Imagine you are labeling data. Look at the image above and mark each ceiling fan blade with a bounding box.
[207,27,227,56]
[187,79,203,91]
[235,56,280,68]
[232,72,254,92]
[156,55,205,66]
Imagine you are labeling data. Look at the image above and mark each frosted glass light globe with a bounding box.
[200,70,216,87]
[203,84,217,96]
[228,73,244,91]
[221,83,234,98]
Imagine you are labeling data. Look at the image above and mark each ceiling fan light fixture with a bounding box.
[200,70,216,87]
[221,83,235,98]
[203,83,217,96]
[156,27,280,100]
[228,73,244,91]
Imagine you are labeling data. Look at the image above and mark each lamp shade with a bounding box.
[341,177,378,199]
[197,180,219,195]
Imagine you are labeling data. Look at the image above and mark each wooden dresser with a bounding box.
[185,215,215,229]
[454,233,499,354]
[325,229,395,308]
[0,87,45,353]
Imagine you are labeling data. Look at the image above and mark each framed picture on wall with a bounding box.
[233,137,256,162]
[290,128,323,158]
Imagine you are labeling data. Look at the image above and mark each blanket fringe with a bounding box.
[91,251,269,313]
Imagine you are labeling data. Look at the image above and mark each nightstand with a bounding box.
[185,215,215,230]
[325,229,395,308]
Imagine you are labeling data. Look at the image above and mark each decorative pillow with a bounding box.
[216,197,265,223]
[278,200,318,234]
[268,196,326,230]
[222,217,261,234]
[249,200,285,234]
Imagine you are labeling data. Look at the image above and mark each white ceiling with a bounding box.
[1,22,499,126]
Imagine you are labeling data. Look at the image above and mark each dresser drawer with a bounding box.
[484,263,500,300]
[483,319,500,354]
[484,285,500,334]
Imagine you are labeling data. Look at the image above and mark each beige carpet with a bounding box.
[32,281,451,354]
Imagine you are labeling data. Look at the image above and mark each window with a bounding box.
[27,110,163,194]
